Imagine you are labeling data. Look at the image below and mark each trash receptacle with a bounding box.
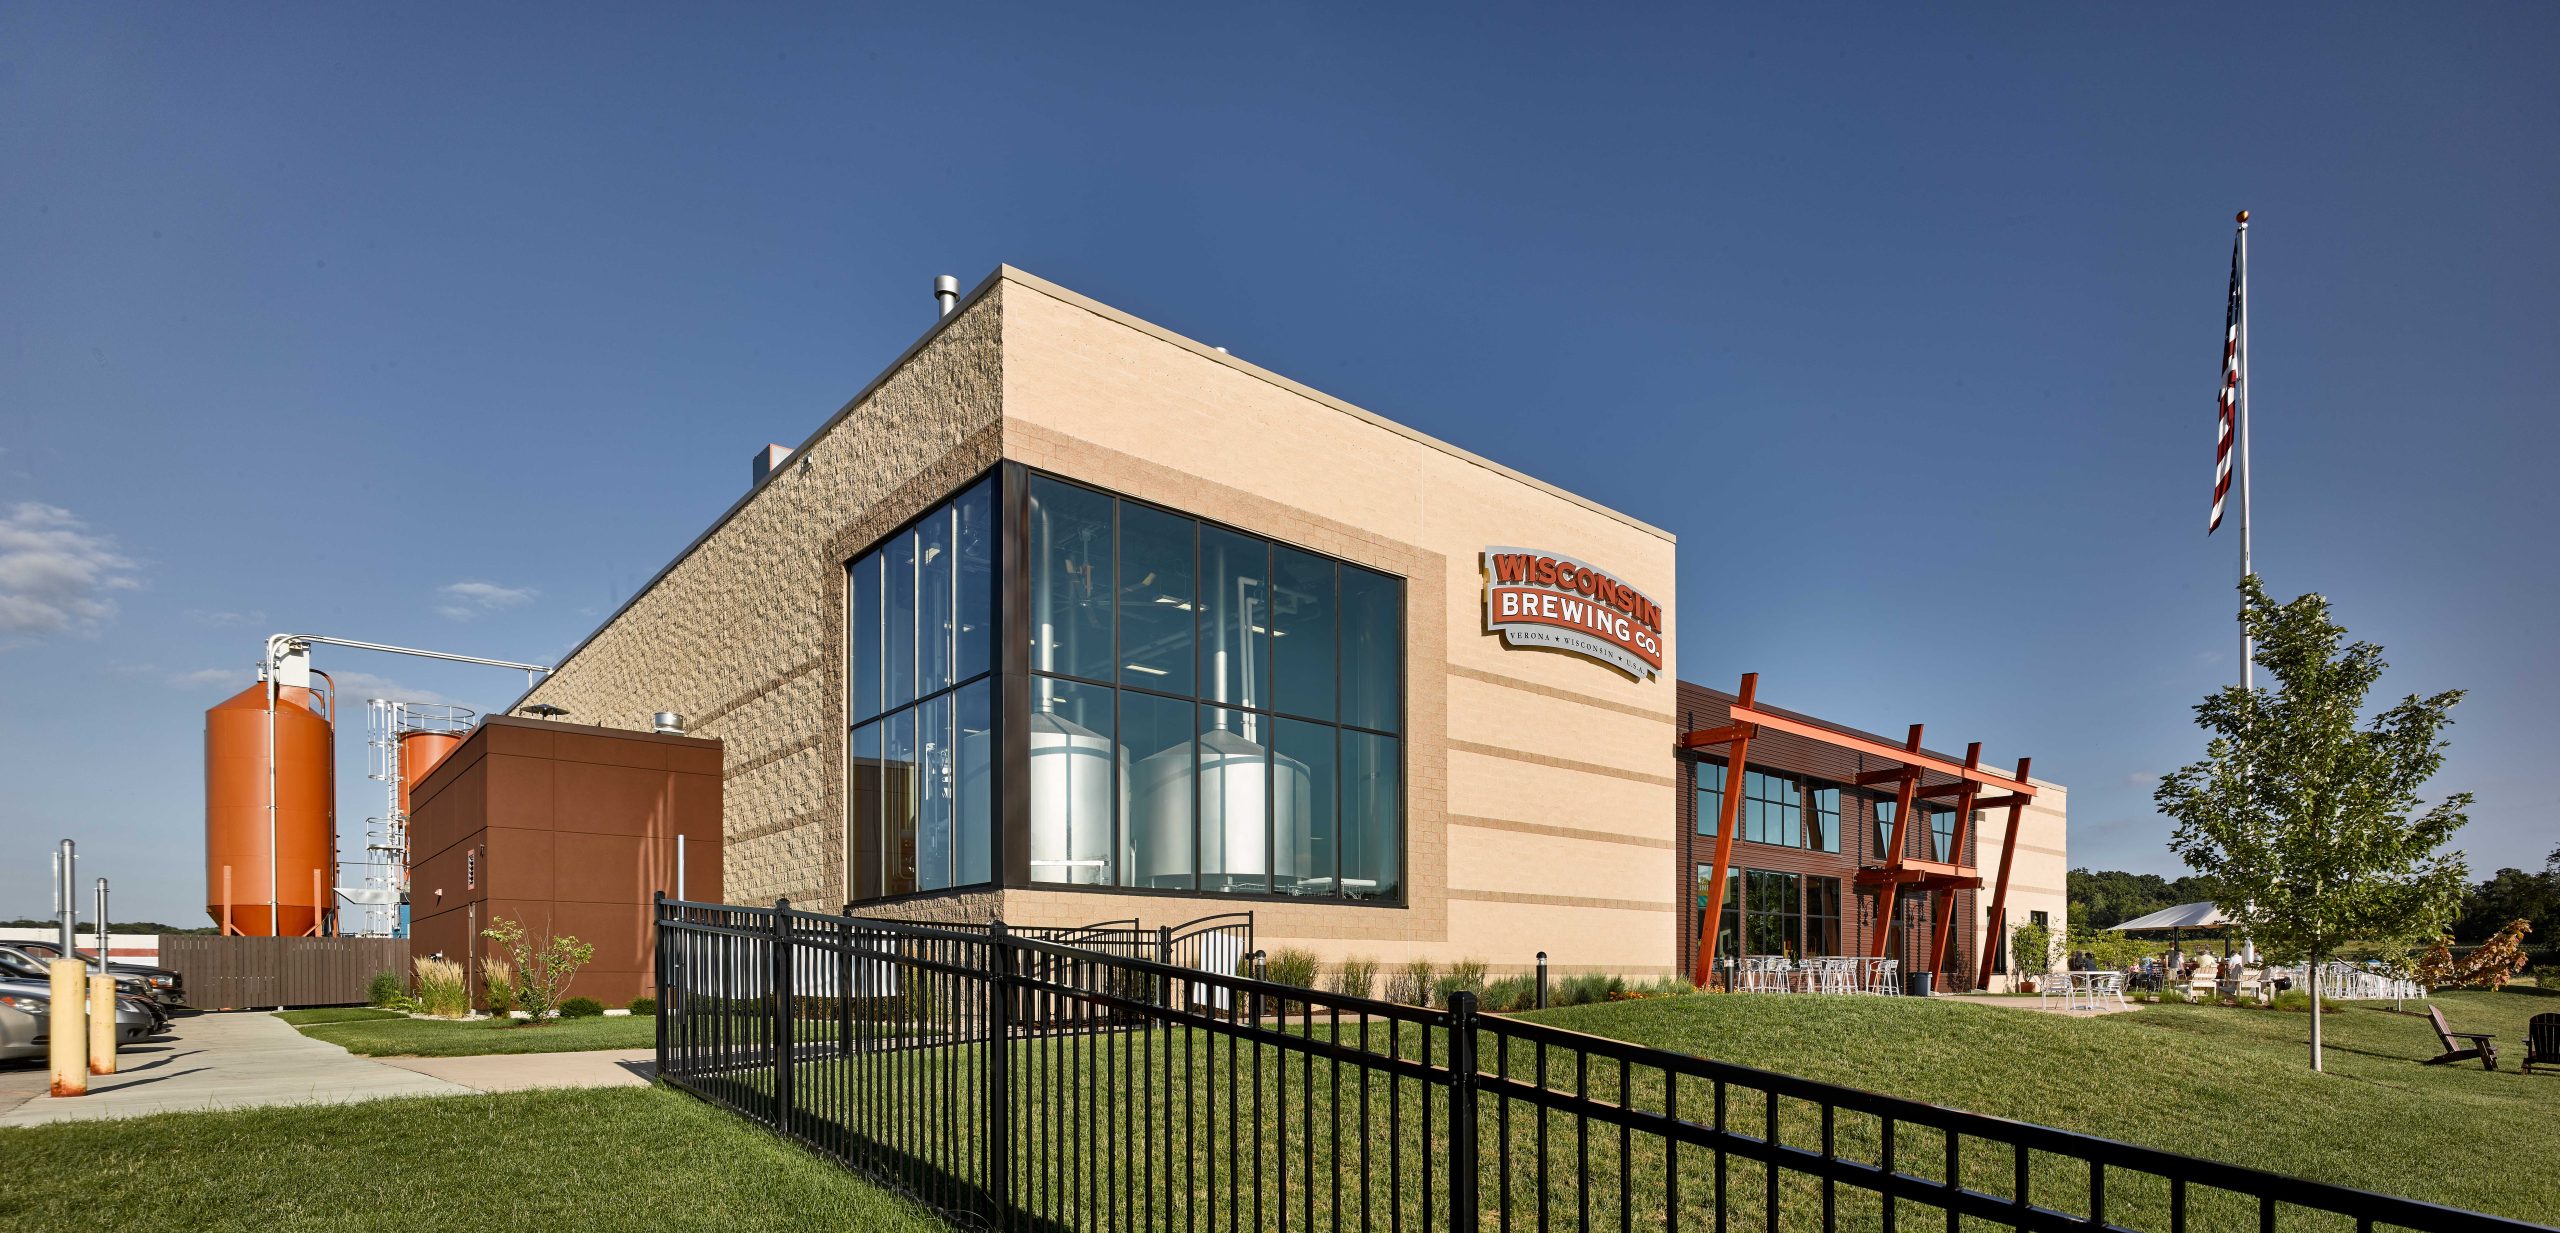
[1904,972,1933,997]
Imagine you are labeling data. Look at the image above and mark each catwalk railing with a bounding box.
[654,897,2547,1233]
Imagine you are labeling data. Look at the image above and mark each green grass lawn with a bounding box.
[664,986,2557,1233]
[273,1006,407,1026]
[0,1086,946,1232]
[282,1009,657,1056]
[1520,985,2560,1227]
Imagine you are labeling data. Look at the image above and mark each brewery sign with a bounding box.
[1481,547,1664,680]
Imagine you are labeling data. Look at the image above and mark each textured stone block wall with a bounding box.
[519,286,1005,906]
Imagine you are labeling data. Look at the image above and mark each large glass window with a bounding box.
[1026,475,1403,903]
[1696,864,1741,965]
[1930,807,1959,863]
[1874,798,1899,860]
[849,475,998,899]
[1744,869,1800,957]
[1741,771,1801,847]
[1806,876,1842,956]
[1809,787,1842,854]
[1694,761,1726,836]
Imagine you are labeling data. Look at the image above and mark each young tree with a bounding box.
[481,917,594,1025]
[2155,576,2471,1072]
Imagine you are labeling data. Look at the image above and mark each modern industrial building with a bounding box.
[512,266,2066,987]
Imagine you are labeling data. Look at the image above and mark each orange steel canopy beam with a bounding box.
[1677,673,2036,995]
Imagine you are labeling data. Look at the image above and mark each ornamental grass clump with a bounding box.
[1384,958,1437,1007]
[412,957,469,1018]
[1435,957,1489,1006]
[1327,956,1379,1000]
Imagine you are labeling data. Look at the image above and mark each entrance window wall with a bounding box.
[1026,474,1405,902]
[848,475,998,899]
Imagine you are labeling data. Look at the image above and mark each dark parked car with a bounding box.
[0,946,168,1031]
[6,939,184,1007]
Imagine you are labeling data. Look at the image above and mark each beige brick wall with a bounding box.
[1983,780,2069,989]
[520,283,1006,906]
[998,271,1681,976]
[526,266,1688,978]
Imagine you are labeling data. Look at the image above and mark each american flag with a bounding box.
[2210,236,2243,534]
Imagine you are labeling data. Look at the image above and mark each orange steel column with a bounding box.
[1975,757,2034,989]
[1927,745,1984,977]
[1692,674,1757,989]
[1864,725,1926,957]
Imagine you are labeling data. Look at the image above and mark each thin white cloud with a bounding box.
[169,666,249,689]
[436,580,537,621]
[328,671,461,707]
[0,502,140,643]
[183,607,268,628]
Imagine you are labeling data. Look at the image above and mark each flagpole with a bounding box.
[2235,209,2253,694]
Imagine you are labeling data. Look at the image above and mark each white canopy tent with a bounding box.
[2108,900,2255,965]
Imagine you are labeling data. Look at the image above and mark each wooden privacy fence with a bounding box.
[161,936,410,1008]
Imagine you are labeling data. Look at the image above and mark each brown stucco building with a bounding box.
[506,266,2065,987]
[407,716,724,1006]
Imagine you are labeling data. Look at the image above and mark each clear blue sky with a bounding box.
[3,5,2552,925]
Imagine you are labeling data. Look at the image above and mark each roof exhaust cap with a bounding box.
[652,712,686,736]
[752,444,793,486]
[934,275,960,318]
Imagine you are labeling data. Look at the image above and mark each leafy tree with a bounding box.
[2453,853,2560,945]
[2156,576,2471,1072]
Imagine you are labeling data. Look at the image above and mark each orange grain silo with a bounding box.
[204,679,337,936]
[396,728,464,815]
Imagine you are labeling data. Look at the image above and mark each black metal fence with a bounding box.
[655,897,2544,1233]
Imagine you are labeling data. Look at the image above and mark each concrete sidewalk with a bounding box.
[376,1048,654,1092]
[0,1011,469,1127]
[0,1014,661,1128]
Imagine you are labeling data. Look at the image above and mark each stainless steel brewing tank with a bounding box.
[1027,710,1113,883]
[1132,726,1310,890]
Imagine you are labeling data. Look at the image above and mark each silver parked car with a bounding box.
[0,980,155,1059]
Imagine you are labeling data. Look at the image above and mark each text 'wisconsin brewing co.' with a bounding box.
[1481,547,1664,681]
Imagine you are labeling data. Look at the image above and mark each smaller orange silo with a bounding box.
[397,729,466,816]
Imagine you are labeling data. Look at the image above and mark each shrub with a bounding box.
[2269,989,2346,1015]
[1384,958,1438,1007]
[1327,956,1379,1000]
[627,995,658,1017]
[482,957,517,1017]
[558,996,605,1019]
[1553,973,1625,1007]
[1436,957,1489,1006]
[482,916,595,1025]
[1262,947,1319,990]
[2010,920,2056,979]
[413,957,470,1018]
[1478,974,1537,1013]
[364,971,404,1008]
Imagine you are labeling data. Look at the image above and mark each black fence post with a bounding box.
[771,897,792,1134]
[837,902,855,1059]
[1158,924,1173,1009]
[652,891,668,1081]
[1447,989,1482,1233]
[1535,951,1548,1010]
[987,920,1014,1230]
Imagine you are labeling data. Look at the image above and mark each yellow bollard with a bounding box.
[88,973,118,1076]
[47,959,86,1097]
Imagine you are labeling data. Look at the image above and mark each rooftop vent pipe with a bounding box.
[652,712,686,736]
[934,275,959,318]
